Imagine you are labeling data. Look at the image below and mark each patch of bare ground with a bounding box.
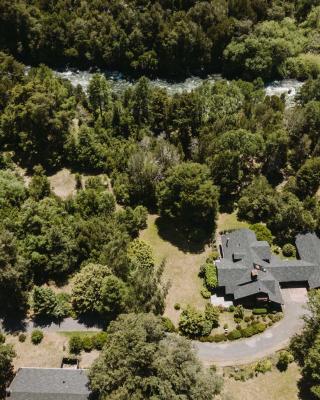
[48,168,76,199]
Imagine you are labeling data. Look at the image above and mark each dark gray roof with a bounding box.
[7,368,90,400]
[217,229,320,304]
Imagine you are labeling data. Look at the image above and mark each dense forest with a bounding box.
[1,0,320,79]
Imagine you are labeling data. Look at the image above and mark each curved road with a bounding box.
[194,288,308,366]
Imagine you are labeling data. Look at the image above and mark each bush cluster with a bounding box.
[69,332,108,354]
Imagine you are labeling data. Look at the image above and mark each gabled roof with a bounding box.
[7,368,90,400]
[217,229,320,305]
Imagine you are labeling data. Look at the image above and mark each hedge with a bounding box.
[204,263,218,291]
[252,308,268,315]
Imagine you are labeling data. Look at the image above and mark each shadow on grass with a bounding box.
[155,216,213,254]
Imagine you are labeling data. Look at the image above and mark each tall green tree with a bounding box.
[89,313,223,400]
[157,162,219,233]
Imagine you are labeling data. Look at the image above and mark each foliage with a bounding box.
[227,329,242,340]
[161,316,177,333]
[32,286,70,320]
[252,308,268,315]
[277,350,294,371]
[255,359,272,374]
[204,262,218,292]
[92,332,108,351]
[179,306,212,338]
[250,223,273,245]
[282,243,297,258]
[18,333,26,343]
[0,344,15,398]
[31,329,44,345]
[71,264,112,316]
[89,313,223,399]
[69,335,83,355]
[157,162,219,233]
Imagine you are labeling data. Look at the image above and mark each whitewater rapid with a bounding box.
[53,69,304,104]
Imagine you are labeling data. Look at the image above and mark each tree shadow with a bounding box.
[155,216,213,254]
[0,315,28,334]
[298,377,316,400]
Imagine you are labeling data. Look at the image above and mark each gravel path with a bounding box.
[194,288,308,366]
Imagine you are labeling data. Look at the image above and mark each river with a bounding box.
[53,69,304,105]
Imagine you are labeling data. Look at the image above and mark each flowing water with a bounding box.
[52,68,304,105]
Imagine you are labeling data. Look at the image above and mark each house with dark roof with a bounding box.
[216,229,320,306]
[6,368,91,400]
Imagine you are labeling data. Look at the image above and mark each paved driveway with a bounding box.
[194,288,308,366]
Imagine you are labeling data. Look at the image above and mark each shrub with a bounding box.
[241,326,255,338]
[69,335,83,355]
[277,351,294,371]
[282,243,296,258]
[229,305,235,312]
[212,334,226,343]
[252,308,268,315]
[252,322,266,334]
[92,332,108,350]
[223,323,228,329]
[204,263,218,291]
[273,312,283,322]
[201,287,211,299]
[0,332,5,344]
[18,333,27,343]
[255,359,272,374]
[174,303,181,310]
[206,251,219,263]
[244,316,250,322]
[179,306,211,337]
[268,321,273,327]
[234,305,244,319]
[204,304,220,328]
[162,317,177,333]
[227,330,242,340]
[198,335,217,343]
[82,336,94,352]
[250,223,273,245]
[31,329,44,345]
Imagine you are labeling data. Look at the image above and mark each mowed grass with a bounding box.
[223,363,301,400]
[140,214,209,325]
[216,211,250,234]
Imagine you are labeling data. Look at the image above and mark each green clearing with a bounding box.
[59,331,99,338]
[216,212,250,234]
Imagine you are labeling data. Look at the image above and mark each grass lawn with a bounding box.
[223,363,301,400]
[6,331,100,371]
[59,331,99,338]
[216,211,250,234]
[140,214,210,325]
